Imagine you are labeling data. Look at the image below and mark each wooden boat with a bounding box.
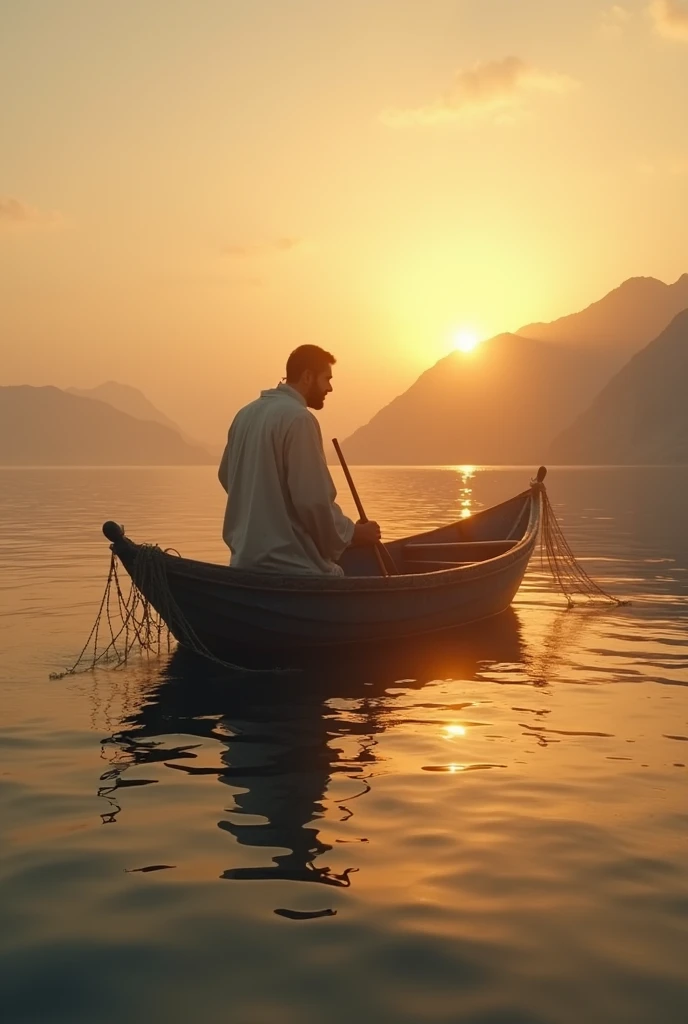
[102,467,546,658]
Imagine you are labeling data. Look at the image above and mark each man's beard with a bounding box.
[306,388,326,410]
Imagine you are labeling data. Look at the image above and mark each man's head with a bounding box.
[285,345,336,410]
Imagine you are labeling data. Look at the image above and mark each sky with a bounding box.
[2,0,688,444]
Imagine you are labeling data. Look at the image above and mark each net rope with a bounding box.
[535,479,629,609]
[50,543,270,679]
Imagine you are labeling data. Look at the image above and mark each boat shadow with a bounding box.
[100,610,525,890]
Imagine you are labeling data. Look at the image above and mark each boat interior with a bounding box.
[339,490,532,578]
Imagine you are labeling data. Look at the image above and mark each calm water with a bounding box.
[1,465,687,1024]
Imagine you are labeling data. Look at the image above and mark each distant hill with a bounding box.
[517,275,688,363]
[68,380,202,442]
[0,386,215,465]
[339,333,609,465]
[341,274,688,465]
[549,309,688,465]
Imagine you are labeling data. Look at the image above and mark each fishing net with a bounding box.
[534,476,629,609]
[50,543,266,679]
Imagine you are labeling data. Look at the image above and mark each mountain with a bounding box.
[341,275,688,465]
[340,333,609,465]
[517,275,688,363]
[548,309,688,465]
[67,381,196,439]
[0,386,215,465]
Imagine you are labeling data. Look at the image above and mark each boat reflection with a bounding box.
[100,611,524,888]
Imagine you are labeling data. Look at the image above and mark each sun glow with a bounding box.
[453,329,481,354]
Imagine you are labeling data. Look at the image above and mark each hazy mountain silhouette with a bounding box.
[549,309,688,465]
[341,275,688,465]
[68,380,182,431]
[0,386,214,465]
[517,275,688,362]
[340,333,608,465]
[68,381,221,455]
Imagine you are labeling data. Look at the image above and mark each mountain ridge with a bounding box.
[0,386,215,466]
[339,332,608,465]
[548,308,688,465]
[68,380,181,431]
[339,275,688,465]
[516,274,688,356]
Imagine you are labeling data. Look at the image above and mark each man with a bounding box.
[218,345,381,575]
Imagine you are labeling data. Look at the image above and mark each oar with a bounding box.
[332,439,396,577]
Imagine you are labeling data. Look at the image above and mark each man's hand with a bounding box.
[352,520,382,546]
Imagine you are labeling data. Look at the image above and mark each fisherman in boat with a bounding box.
[218,345,381,575]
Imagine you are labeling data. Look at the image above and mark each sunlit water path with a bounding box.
[1,466,687,1024]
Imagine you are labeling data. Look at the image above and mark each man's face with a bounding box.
[304,365,333,410]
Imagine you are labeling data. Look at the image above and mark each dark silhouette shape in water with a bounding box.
[100,612,524,904]
[274,908,337,920]
[125,864,176,873]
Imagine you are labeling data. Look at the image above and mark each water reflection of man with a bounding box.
[217,345,381,575]
[99,613,524,892]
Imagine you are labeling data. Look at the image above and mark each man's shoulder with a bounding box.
[231,394,313,429]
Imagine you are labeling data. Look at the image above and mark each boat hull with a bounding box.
[106,482,542,657]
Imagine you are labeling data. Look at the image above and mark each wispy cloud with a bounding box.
[221,237,304,259]
[0,197,62,229]
[649,0,688,40]
[380,56,577,127]
[600,5,632,34]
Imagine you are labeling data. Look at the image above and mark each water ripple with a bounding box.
[1,466,688,1023]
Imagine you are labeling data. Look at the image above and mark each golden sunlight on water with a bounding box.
[457,465,476,519]
[1,465,687,1024]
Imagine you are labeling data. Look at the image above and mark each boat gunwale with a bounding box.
[114,485,541,595]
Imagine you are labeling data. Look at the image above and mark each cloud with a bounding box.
[380,56,577,127]
[649,0,688,40]
[0,197,62,229]
[221,236,304,258]
[600,5,632,33]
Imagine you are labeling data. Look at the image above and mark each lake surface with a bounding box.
[1,465,687,1024]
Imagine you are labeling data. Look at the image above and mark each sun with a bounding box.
[453,329,481,353]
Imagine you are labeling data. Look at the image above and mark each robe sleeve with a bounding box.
[284,414,355,561]
[217,442,229,494]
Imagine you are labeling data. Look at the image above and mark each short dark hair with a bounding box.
[286,345,335,383]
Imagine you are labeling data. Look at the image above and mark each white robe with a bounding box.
[218,383,355,575]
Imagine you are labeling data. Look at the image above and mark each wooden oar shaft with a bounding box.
[332,439,394,577]
[332,439,367,521]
